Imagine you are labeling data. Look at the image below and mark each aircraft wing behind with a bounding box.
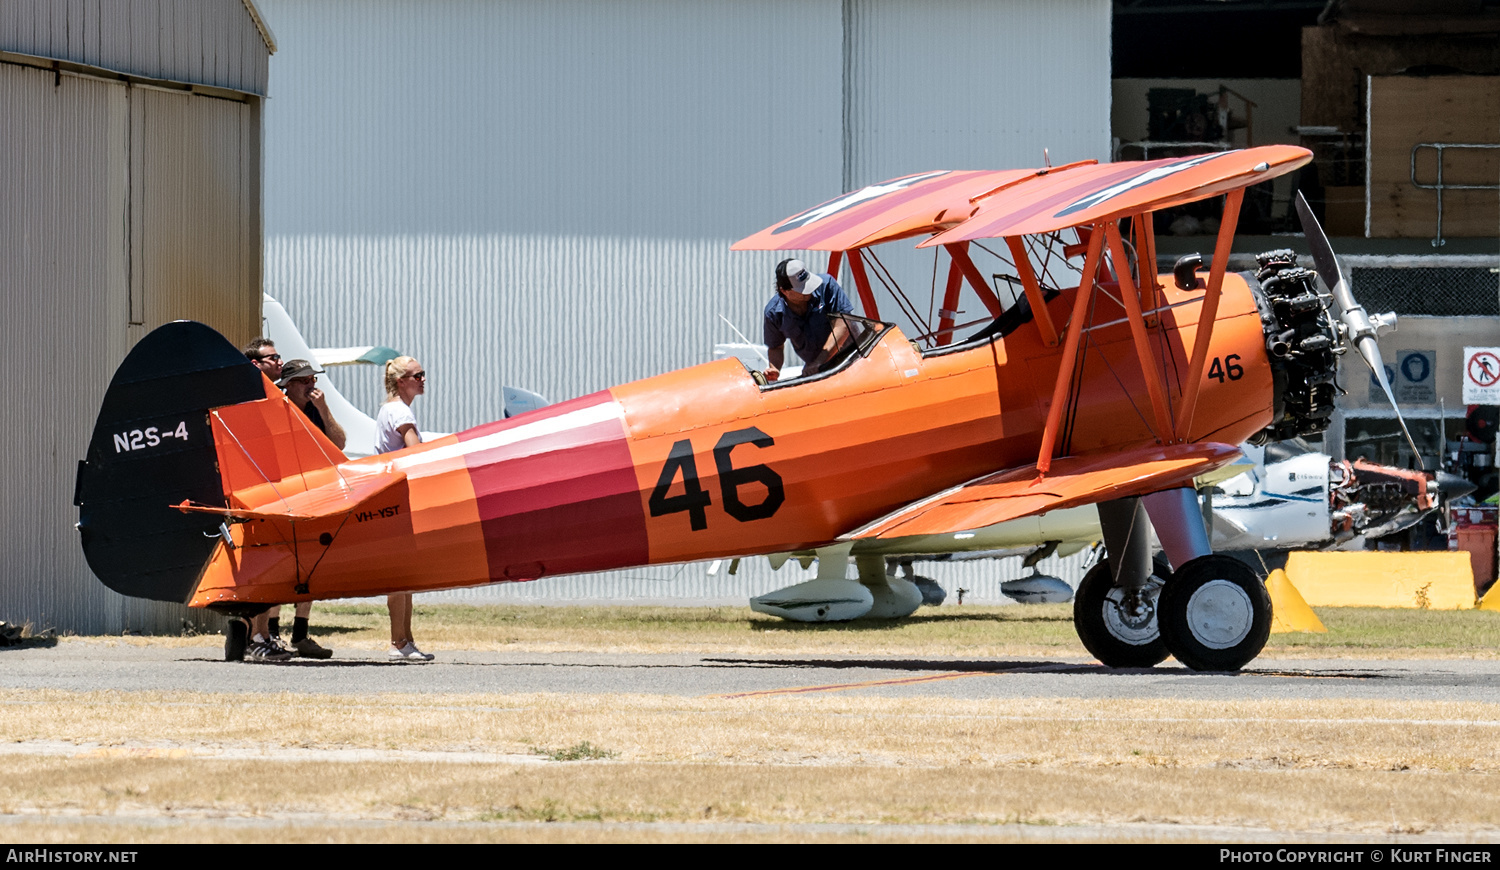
[842,442,1242,541]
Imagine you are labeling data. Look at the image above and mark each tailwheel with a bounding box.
[1158,555,1272,672]
[1073,558,1170,668]
[224,617,248,662]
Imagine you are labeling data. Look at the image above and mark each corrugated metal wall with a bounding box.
[0,0,270,94]
[844,0,1111,184]
[258,0,1111,422]
[258,0,1113,602]
[130,85,261,343]
[2,0,268,635]
[2,63,131,635]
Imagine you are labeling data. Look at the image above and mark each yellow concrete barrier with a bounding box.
[1266,568,1326,633]
[1283,551,1477,609]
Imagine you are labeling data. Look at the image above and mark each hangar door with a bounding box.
[1,59,260,634]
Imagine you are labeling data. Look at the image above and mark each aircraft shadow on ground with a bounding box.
[705,657,1105,674]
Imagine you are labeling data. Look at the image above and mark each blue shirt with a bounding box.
[762,274,854,366]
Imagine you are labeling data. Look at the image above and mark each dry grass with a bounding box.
[1,689,1498,840]
[11,603,1500,841]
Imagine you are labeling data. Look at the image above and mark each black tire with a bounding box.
[224,618,248,662]
[1158,554,1272,672]
[1073,557,1170,668]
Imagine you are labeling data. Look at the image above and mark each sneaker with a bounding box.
[387,641,435,662]
[246,639,292,663]
[292,637,333,659]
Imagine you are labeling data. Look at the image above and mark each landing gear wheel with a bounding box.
[1073,558,1170,668]
[224,617,248,662]
[1158,555,1271,672]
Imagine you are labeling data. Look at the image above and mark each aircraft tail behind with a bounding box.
[74,321,342,604]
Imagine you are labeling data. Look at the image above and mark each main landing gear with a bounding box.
[1074,556,1171,668]
[1078,492,1273,671]
[1075,553,1272,671]
[1157,554,1272,672]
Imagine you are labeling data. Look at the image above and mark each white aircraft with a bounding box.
[261,295,548,457]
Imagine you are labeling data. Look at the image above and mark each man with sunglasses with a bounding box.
[278,359,346,451]
[762,258,854,383]
[245,338,283,382]
[238,340,296,661]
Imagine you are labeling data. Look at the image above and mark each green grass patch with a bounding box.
[534,741,618,762]
[295,601,1499,658]
[1268,606,1500,655]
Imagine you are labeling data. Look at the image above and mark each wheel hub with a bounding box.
[1103,583,1160,642]
[1184,579,1255,649]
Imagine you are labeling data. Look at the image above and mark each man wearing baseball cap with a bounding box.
[762,257,855,382]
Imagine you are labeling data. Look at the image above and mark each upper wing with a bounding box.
[920,145,1312,245]
[843,442,1241,541]
[731,168,1046,252]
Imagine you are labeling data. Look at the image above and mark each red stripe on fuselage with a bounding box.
[457,392,648,579]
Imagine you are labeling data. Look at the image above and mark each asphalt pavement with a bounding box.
[4,641,1500,703]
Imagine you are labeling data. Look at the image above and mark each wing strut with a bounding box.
[936,254,966,347]
[1105,221,1175,442]
[1175,187,1244,441]
[1036,224,1107,475]
[1133,214,1162,321]
[1005,236,1058,347]
[844,248,881,322]
[942,243,1003,319]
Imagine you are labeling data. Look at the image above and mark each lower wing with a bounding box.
[843,442,1241,541]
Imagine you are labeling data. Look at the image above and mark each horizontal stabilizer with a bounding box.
[176,467,406,522]
[843,442,1242,541]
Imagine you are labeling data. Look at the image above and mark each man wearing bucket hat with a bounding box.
[762,257,855,382]
[278,359,346,451]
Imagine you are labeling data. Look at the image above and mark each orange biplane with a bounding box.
[76,145,1392,670]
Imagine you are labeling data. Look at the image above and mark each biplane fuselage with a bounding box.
[189,271,1271,609]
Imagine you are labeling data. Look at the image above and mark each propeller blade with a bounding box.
[1294,191,1425,470]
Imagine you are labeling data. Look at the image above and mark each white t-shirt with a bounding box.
[375,400,419,454]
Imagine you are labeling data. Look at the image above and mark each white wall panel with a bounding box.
[259,0,846,428]
[845,0,1111,185]
[259,0,1113,600]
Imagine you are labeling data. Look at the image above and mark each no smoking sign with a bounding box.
[1462,347,1500,404]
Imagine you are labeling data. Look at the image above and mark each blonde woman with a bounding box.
[376,355,435,662]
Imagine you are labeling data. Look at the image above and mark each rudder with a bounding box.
[75,322,266,603]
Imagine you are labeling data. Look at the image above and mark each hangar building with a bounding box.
[2,0,274,634]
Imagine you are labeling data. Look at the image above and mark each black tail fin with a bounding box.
[75,321,266,603]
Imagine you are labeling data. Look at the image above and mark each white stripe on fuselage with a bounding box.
[391,401,624,472]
